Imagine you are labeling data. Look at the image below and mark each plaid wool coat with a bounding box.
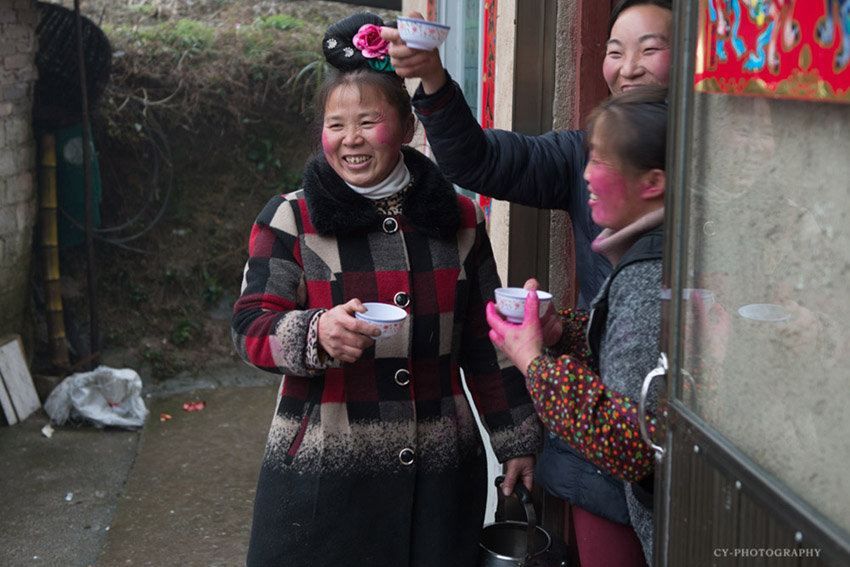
[232,147,543,566]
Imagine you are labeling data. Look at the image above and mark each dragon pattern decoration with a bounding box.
[697,0,850,102]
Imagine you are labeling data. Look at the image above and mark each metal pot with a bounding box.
[477,476,567,567]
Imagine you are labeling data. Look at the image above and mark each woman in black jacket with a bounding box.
[382,2,671,567]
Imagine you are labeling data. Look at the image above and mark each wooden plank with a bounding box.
[0,335,41,424]
[0,362,16,425]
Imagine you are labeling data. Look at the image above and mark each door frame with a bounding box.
[655,2,850,565]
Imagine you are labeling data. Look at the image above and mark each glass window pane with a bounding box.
[462,0,480,118]
[679,92,850,534]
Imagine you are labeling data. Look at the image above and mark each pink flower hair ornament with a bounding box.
[323,13,396,74]
[353,23,395,72]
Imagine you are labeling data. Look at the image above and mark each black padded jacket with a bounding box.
[412,72,612,308]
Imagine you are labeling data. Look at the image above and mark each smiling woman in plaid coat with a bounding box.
[231,13,542,567]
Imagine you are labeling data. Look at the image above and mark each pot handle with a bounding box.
[494,474,533,505]
[494,475,537,560]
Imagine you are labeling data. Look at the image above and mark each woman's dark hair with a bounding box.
[608,0,673,35]
[311,12,412,152]
[323,12,390,71]
[585,85,668,175]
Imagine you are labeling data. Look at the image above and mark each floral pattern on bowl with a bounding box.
[397,17,450,51]
[356,302,408,339]
[494,288,553,324]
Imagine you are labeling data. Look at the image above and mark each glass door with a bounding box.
[653,2,850,565]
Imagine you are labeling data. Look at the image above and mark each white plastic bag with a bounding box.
[44,366,149,429]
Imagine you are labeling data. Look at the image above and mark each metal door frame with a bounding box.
[656,2,850,565]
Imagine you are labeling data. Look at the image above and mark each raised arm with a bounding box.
[383,17,587,211]
[413,78,586,210]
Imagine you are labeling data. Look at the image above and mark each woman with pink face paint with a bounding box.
[382,0,672,311]
[383,5,672,565]
[486,86,669,566]
[232,12,542,566]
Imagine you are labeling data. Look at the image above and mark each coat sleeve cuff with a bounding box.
[487,410,544,463]
[304,309,337,372]
[269,308,335,375]
[412,70,457,116]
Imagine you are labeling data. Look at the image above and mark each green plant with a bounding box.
[107,18,217,56]
[143,349,167,376]
[127,3,157,16]
[70,0,394,383]
[201,269,223,306]
[288,51,330,113]
[254,14,302,31]
[247,138,283,172]
[143,348,190,379]
[170,318,199,345]
[106,328,124,344]
[129,282,150,304]
[170,19,217,48]
[277,170,303,193]
[242,35,274,62]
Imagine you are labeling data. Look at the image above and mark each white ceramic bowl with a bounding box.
[356,302,408,339]
[737,303,791,323]
[396,17,450,51]
[494,287,553,324]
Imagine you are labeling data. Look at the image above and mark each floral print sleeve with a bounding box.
[525,352,658,483]
[546,309,596,371]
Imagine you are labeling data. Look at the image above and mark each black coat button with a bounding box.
[399,448,415,466]
[394,292,410,308]
[382,217,398,233]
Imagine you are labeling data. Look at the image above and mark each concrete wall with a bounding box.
[548,0,611,308]
[0,0,39,350]
[486,0,516,288]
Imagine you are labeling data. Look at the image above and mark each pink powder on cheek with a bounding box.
[372,106,398,146]
[321,131,331,154]
[375,123,394,146]
[588,162,629,226]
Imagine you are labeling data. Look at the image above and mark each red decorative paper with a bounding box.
[479,0,497,220]
[695,0,850,102]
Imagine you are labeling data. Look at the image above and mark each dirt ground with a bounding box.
[36,0,400,384]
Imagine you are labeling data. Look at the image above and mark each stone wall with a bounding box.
[0,0,39,352]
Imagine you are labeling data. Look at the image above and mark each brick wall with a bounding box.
[0,0,39,351]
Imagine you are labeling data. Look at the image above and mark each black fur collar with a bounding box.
[302,147,460,238]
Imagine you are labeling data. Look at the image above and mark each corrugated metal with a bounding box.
[664,414,845,566]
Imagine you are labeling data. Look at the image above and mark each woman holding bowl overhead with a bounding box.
[231,12,542,566]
